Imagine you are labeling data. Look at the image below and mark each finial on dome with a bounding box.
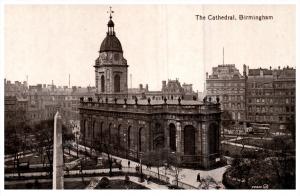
[107,6,115,35]
[107,6,114,20]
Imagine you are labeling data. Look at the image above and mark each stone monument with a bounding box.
[53,111,64,189]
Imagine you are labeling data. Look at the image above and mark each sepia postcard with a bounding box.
[2,2,297,193]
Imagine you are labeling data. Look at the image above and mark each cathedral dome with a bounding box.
[100,35,123,53]
[99,10,123,53]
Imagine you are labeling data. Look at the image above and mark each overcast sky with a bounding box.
[4,5,295,91]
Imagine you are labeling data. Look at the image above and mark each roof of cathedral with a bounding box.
[100,35,123,53]
[99,10,123,53]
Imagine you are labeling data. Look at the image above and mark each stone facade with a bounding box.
[79,100,221,168]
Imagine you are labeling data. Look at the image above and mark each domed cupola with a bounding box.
[94,7,128,98]
[99,8,123,53]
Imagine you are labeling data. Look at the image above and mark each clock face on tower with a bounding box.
[114,53,120,61]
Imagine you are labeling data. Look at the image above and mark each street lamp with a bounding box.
[75,132,80,158]
[138,152,144,182]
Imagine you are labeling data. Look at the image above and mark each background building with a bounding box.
[206,64,246,124]
[4,79,95,127]
[245,65,295,133]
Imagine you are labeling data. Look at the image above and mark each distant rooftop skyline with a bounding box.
[4,5,295,91]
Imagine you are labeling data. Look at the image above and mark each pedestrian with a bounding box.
[197,173,200,182]
[128,160,130,168]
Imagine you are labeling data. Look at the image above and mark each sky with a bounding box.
[4,5,295,92]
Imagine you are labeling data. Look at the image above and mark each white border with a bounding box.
[0,1,298,196]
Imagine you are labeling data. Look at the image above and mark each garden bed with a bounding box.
[95,179,149,189]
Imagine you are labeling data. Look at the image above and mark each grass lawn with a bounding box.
[5,180,89,189]
[5,153,77,166]
[5,154,50,165]
[232,137,295,151]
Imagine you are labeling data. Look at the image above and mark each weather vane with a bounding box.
[107,6,114,19]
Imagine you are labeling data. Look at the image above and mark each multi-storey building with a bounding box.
[206,64,246,123]
[245,66,295,132]
[127,79,197,101]
[4,79,96,126]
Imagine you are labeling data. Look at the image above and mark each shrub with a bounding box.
[98,177,110,188]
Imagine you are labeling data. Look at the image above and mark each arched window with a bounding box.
[127,126,131,149]
[108,123,112,143]
[84,120,89,144]
[101,75,105,92]
[114,74,120,92]
[169,123,176,152]
[92,121,96,144]
[153,123,164,150]
[117,125,121,148]
[100,122,103,143]
[183,125,195,155]
[138,128,142,152]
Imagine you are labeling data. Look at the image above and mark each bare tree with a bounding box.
[167,152,182,187]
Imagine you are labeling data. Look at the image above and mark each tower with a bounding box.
[94,7,128,99]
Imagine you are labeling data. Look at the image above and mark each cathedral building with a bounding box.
[79,11,221,169]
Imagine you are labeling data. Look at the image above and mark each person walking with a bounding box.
[197,173,201,182]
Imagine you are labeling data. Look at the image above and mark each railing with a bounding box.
[142,169,170,183]
[172,180,198,190]
[79,101,220,115]
[64,166,170,184]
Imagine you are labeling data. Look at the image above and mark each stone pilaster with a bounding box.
[196,122,202,155]
[201,123,209,168]
[175,122,182,154]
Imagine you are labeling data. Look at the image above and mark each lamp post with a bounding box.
[75,131,80,158]
[139,152,144,182]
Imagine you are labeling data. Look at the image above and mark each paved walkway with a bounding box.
[221,140,263,150]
